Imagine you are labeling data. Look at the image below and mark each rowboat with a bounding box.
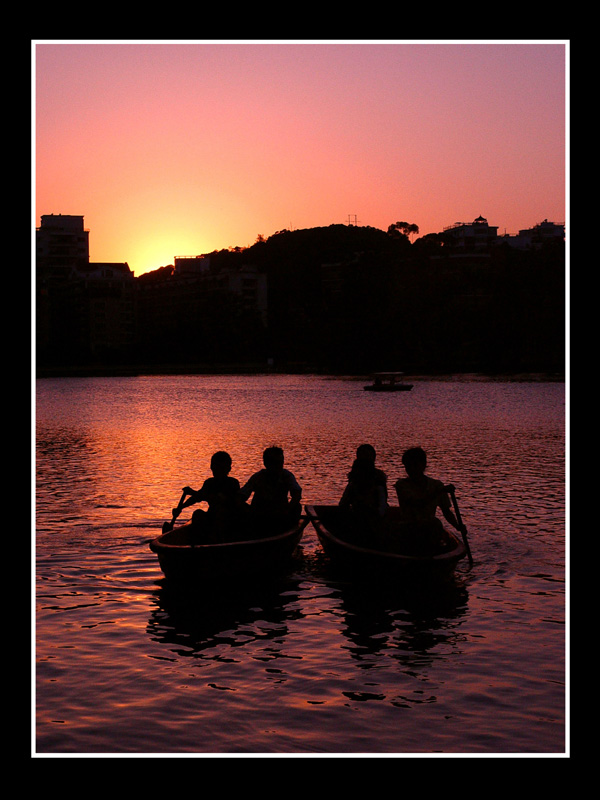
[364,372,413,391]
[149,518,307,583]
[304,505,466,581]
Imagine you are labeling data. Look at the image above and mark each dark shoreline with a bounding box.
[35,363,565,382]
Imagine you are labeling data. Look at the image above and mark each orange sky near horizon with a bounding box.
[34,40,567,277]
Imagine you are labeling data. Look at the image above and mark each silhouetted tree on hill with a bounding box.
[387,221,420,241]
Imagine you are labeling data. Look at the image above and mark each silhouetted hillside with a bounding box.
[205,224,565,374]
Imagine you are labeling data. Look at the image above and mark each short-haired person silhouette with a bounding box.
[239,446,302,533]
[175,451,241,542]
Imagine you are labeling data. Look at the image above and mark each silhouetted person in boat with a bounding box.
[239,446,302,534]
[340,458,388,516]
[355,443,388,502]
[393,447,461,554]
[339,446,389,542]
[175,451,241,542]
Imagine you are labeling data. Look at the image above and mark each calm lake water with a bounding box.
[34,374,567,757]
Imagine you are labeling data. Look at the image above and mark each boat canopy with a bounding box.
[370,372,406,383]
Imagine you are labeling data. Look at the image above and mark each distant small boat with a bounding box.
[364,372,413,391]
[304,505,466,581]
[149,518,308,583]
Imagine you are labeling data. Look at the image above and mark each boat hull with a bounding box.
[149,519,306,583]
[304,505,465,581]
[364,372,413,391]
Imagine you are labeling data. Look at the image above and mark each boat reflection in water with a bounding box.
[146,576,304,660]
[335,577,471,710]
[146,540,470,690]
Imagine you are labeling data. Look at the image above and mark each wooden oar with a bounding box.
[162,490,188,533]
[446,484,473,566]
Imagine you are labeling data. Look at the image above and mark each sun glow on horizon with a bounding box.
[35,41,567,277]
[109,232,212,277]
[85,210,227,276]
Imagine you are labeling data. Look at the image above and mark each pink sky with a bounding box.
[34,40,567,276]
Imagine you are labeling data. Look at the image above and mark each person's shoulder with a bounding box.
[248,469,269,486]
[283,469,302,488]
[427,476,446,492]
[241,470,260,488]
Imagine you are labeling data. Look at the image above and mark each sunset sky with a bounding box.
[34,40,567,277]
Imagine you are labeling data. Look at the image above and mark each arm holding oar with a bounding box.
[445,484,473,566]
[162,489,190,533]
[175,484,212,514]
